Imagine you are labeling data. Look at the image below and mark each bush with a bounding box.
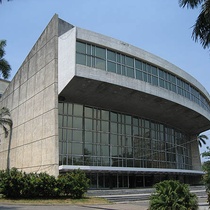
[149,180,198,210]
[0,168,25,198]
[0,168,89,199]
[58,169,89,199]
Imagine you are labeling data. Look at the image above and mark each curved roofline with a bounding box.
[76,27,210,101]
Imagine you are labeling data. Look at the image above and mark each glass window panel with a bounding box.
[87,55,91,67]
[122,66,126,76]
[142,62,146,71]
[67,130,72,142]
[110,134,118,146]
[143,72,147,82]
[92,46,95,56]
[95,58,106,70]
[127,67,134,78]
[159,69,164,78]
[58,103,63,114]
[110,122,117,133]
[73,156,83,165]
[101,121,109,132]
[148,74,151,83]
[126,56,134,67]
[76,53,86,65]
[96,46,106,59]
[84,107,92,118]
[117,64,121,74]
[76,42,86,54]
[133,117,138,126]
[101,145,109,156]
[117,53,121,62]
[59,115,63,127]
[85,131,93,143]
[107,50,116,61]
[62,142,67,154]
[73,104,83,116]
[151,66,157,75]
[84,144,92,155]
[101,133,109,145]
[85,118,92,130]
[72,130,83,142]
[125,115,131,124]
[112,146,118,157]
[121,55,125,64]
[87,44,91,54]
[59,128,63,140]
[63,103,68,115]
[73,117,82,129]
[107,61,116,73]
[136,70,142,80]
[63,116,68,127]
[152,76,158,86]
[135,60,142,69]
[146,64,151,73]
[111,112,118,122]
[67,116,72,127]
[101,110,109,120]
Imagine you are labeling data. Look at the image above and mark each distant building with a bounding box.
[0,15,210,188]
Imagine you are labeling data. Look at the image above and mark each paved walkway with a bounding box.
[0,202,208,210]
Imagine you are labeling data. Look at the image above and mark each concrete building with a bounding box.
[0,14,210,188]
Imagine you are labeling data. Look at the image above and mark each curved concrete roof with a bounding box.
[58,26,210,134]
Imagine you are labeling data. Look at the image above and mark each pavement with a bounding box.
[0,186,209,210]
[0,201,208,210]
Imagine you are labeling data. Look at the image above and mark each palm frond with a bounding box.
[192,1,210,49]
[0,40,6,58]
[179,0,205,8]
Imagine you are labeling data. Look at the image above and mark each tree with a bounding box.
[149,180,198,210]
[202,148,210,205]
[0,107,12,138]
[197,134,208,147]
[179,0,210,49]
[0,0,11,3]
[0,107,13,170]
[0,40,11,79]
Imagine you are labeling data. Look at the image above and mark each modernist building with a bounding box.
[0,15,210,188]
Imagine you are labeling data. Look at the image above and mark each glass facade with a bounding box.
[59,102,192,170]
[76,41,210,113]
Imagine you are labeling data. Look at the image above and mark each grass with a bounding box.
[0,196,110,205]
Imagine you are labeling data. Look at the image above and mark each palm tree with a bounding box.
[0,107,13,170]
[0,107,12,138]
[197,134,208,147]
[149,180,198,210]
[0,40,11,79]
[0,0,11,3]
[179,0,210,49]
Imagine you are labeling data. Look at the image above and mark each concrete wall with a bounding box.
[0,15,59,176]
[58,27,76,94]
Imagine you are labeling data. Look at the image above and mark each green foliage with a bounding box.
[202,147,210,205]
[0,168,24,198]
[0,168,89,199]
[58,169,90,199]
[149,180,198,210]
[179,0,210,49]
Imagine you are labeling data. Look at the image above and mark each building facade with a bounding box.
[0,15,210,188]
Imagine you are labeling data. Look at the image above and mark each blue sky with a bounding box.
[1,0,210,159]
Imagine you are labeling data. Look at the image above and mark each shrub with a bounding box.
[0,168,89,199]
[149,180,198,210]
[21,172,59,198]
[58,169,89,199]
[0,168,25,198]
